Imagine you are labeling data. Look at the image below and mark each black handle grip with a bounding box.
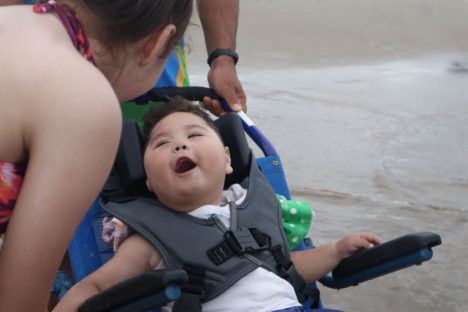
[146,87,222,102]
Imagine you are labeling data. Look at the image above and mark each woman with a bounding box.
[0,0,193,310]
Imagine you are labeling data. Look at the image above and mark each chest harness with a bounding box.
[102,153,317,311]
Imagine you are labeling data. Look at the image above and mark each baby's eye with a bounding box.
[155,141,169,148]
[188,133,203,139]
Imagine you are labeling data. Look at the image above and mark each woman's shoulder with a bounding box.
[19,52,120,130]
[1,6,117,110]
[0,7,121,161]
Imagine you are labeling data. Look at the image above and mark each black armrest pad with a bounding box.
[332,232,441,279]
[78,269,187,312]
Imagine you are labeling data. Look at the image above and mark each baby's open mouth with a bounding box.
[175,157,196,174]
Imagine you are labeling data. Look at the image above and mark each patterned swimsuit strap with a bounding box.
[33,0,95,64]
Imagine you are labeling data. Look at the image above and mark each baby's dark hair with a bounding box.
[75,0,193,57]
[143,97,222,146]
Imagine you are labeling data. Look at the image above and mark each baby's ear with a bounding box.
[140,24,176,65]
[225,146,233,174]
[145,179,153,192]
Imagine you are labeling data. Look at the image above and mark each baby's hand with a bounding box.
[334,232,382,260]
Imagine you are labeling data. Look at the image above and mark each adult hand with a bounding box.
[203,56,246,117]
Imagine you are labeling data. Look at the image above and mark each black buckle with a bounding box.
[208,228,271,265]
[225,229,270,254]
[278,261,297,279]
[278,262,305,291]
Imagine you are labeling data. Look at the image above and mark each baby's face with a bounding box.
[144,112,233,212]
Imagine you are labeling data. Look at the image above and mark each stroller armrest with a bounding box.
[319,232,441,289]
[78,269,187,312]
[333,232,441,278]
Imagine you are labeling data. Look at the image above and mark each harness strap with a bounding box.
[272,245,321,309]
[173,265,205,312]
[207,228,272,265]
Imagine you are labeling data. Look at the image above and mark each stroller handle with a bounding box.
[137,87,278,156]
[145,86,221,102]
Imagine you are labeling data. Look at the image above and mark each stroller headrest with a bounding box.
[105,112,251,200]
[215,113,251,188]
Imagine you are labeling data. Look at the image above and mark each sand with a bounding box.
[187,0,468,68]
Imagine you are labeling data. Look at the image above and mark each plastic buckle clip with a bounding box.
[225,229,269,254]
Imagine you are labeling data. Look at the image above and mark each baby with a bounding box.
[55,98,381,312]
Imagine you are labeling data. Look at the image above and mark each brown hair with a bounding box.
[75,0,193,57]
[143,97,222,146]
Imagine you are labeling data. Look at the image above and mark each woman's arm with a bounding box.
[0,60,122,311]
[54,234,160,311]
[291,232,382,283]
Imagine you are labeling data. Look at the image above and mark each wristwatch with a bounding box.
[207,48,239,67]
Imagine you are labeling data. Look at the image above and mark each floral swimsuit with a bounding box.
[0,162,25,234]
[0,1,94,236]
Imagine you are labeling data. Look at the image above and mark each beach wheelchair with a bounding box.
[55,87,441,311]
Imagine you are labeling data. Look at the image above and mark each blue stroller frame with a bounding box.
[58,87,441,311]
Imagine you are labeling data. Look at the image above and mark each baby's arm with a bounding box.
[53,234,161,311]
[291,232,382,284]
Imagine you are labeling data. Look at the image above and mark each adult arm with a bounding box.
[0,60,122,311]
[291,232,382,283]
[197,0,246,116]
[54,234,160,311]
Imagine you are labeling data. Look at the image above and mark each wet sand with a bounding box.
[187,0,468,69]
[186,1,468,311]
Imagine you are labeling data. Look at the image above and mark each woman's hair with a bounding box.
[77,0,193,57]
[143,97,223,146]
